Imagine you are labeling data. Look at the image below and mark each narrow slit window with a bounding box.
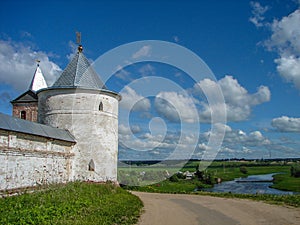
[20,111,26,120]
[99,102,103,111]
[88,159,95,171]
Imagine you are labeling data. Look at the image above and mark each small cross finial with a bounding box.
[76,31,81,45]
[76,31,83,52]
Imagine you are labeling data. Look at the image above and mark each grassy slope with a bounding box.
[272,173,300,192]
[0,182,143,225]
[122,163,300,207]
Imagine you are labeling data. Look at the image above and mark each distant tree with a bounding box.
[240,166,248,174]
[177,172,186,179]
[291,165,300,178]
[195,167,204,181]
[169,174,179,182]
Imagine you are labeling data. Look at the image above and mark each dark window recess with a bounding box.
[99,102,103,111]
[20,111,26,120]
[88,159,95,171]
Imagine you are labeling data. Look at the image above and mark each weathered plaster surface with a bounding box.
[38,88,119,182]
[0,129,74,191]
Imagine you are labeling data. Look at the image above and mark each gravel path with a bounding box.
[133,192,300,225]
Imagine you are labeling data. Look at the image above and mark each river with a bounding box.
[204,173,295,195]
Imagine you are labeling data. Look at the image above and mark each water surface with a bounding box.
[204,173,295,195]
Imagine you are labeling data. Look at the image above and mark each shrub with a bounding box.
[169,174,179,182]
[240,166,248,174]
[177,172,186,179]
[291,165,300,178]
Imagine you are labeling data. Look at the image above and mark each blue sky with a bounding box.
[0,0,299,160]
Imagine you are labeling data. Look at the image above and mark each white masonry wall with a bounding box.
[0,129,74,191]
[38,88,119,182]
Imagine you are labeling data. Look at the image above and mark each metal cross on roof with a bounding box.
[76,31,81,45]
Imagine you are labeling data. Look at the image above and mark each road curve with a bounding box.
[132,192,300,225]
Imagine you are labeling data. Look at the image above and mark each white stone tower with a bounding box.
[37,45,121,182]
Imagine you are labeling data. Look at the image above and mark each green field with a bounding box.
[119,160,300,198]
[119,160,300,207]
[0,182,143,225]
[272,173,300,192]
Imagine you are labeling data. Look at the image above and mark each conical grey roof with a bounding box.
[52,50,106,90]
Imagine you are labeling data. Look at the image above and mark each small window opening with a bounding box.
[20,111,26,120]
[88,159,95,171]
[99,102,103,111]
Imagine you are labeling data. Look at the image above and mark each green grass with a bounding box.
[272,173,300,192]
[207,165,291,181]
[0,182,143,225]
[125,179,208,194]
[194,191,300,208]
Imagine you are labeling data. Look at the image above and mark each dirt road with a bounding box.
[133,192,300,225]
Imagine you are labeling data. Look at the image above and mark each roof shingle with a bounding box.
[52,51,106,90]
[0,113,75,143]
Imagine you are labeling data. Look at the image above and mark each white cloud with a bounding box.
[267,9,300,54]
[271,116,300,132]
[138,64,155,76]
[0,39,61,91]
[132,45,151,59]
[119,124,141,135]
[115,65,132,81]
[275,55,300,89]
[203,124,271,148]
[66,41,78,61]
[154,91,198,123]
[249,1,269,28]
[265,9,300,90]
[195,76,270,122]
[119,86,151,111]
[119,127,198,158]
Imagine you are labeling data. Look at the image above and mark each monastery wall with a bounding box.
[0,129,74,192]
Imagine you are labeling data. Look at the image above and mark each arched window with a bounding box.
[99,102,103,111]
[20,111,26,120]
[88,159,95,171]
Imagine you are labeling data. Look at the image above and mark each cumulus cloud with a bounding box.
[119,124,141,135]
[195,76,271,122]
[119,127,198,159]
[265,8,300,90]
[115,65,132,81]
[154,91,199,123]
[119,86,151,111]
[271,116,300,132]
[205,125,270,147]
[132,45,151,59]
[267,9,300,54]
[138,64,155,76]
[0,39,61,91]
[119,121,296,159]
[275,55,300,89]
[249,1,269,27]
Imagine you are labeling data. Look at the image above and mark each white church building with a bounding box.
[0,44,121,193]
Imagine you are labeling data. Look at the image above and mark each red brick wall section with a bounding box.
[12,103,38,122]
